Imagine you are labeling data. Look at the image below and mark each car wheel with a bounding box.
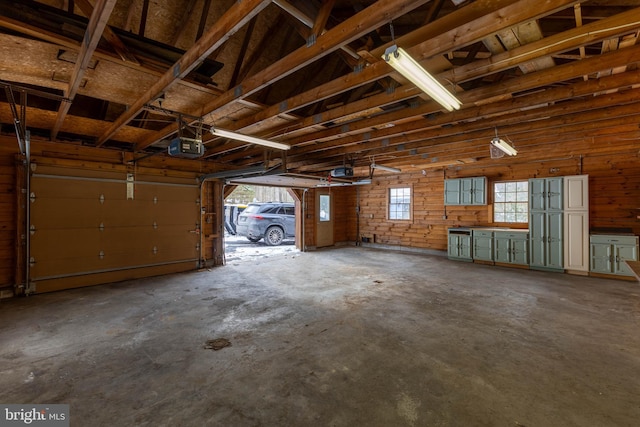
[264,226,284,246]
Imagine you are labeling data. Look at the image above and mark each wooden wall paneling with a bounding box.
[0,146,17,295]
[200,180,224,267]
[304,189,316,249]
[349,149,640,254]
[331,186,357,245]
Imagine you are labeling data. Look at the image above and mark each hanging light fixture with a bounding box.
[371,163,401,173]
[382,44,461,112]
[491,128,518,156]
[210,127,290,150]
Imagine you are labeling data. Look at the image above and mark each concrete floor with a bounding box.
[1,247,640,426]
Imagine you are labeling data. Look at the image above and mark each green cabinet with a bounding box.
[529,178,563,271]
[444,177,486,205]
[472,230,493,261]
[494,231,529,265]
[448,229,472,261]
[590,235,639,276]
[529,177,563,211]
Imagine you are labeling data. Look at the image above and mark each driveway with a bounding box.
[224,233,298,263]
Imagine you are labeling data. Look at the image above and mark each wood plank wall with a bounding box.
[201,180,224,267]
[0,135,226,295]
[354,150,640,252]
[0,142,17,296]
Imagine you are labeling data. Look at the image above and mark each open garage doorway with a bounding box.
[224,185,300,263]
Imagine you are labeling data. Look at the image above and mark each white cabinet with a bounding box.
[564,175,589,272]
[444,177,486,205]
[564,175,589,211]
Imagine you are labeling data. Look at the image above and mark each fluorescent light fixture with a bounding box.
[383,44,461,112]
[210,127,290,150]
[371,163,401,173]
[491,137,518,156]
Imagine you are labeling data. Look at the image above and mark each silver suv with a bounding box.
[236,202,295,246]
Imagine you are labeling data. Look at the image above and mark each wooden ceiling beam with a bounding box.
[96,0,272,147]
[135,0,432,151]
[216,0,581,144]
[291,111,640,172]
[51,0,117,141]
[214,27,640,163]
[0,13,223,97]
[229,17,257,89]
[289,68,640,160]
[282,37,640,148]
[74,0,139,64]
[284,87,640,168]
[311,0,335,39]
[295,5,640,140]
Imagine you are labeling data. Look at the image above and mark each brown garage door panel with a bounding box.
[32,260,198,294]
[31,198,104,228]
[134,183,199,201]
[31,228,102,262]
[101,226,197,253]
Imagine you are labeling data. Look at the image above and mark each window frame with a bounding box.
[492,180,529,224]
[387,185,413,222]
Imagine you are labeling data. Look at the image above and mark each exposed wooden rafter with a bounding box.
[51,0,117,141]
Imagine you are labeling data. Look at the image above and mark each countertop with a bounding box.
[625,261,640,282]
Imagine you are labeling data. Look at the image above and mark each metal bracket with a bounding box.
[99,194,105,204]
[29,192,36,203]
[306,34,316,47]
[99,222,105,232]
[25,282,36,295]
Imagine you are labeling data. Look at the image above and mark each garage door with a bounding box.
[29,165,200,293]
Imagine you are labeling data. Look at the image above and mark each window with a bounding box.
[319,194,330,221]
[389,187,411,220]
[494,181,528,223]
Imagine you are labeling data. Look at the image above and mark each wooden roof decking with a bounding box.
[1,0,640,178]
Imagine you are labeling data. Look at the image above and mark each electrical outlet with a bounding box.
[442,215,447,220]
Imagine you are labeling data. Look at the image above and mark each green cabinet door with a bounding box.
[495,231,529,265]
[472,231,493,261]
[529,211,546,268]
[460,178,473,205]
[444,179,461,205]
[472,177,486,205]
[494,234,512,263]
[615,244,637,275]
[529,178,546,211]
[547,178,564,211]
[448,233,472,261]
[547,211,564,269]
[511,236,529,265]
[590,242,612,273]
